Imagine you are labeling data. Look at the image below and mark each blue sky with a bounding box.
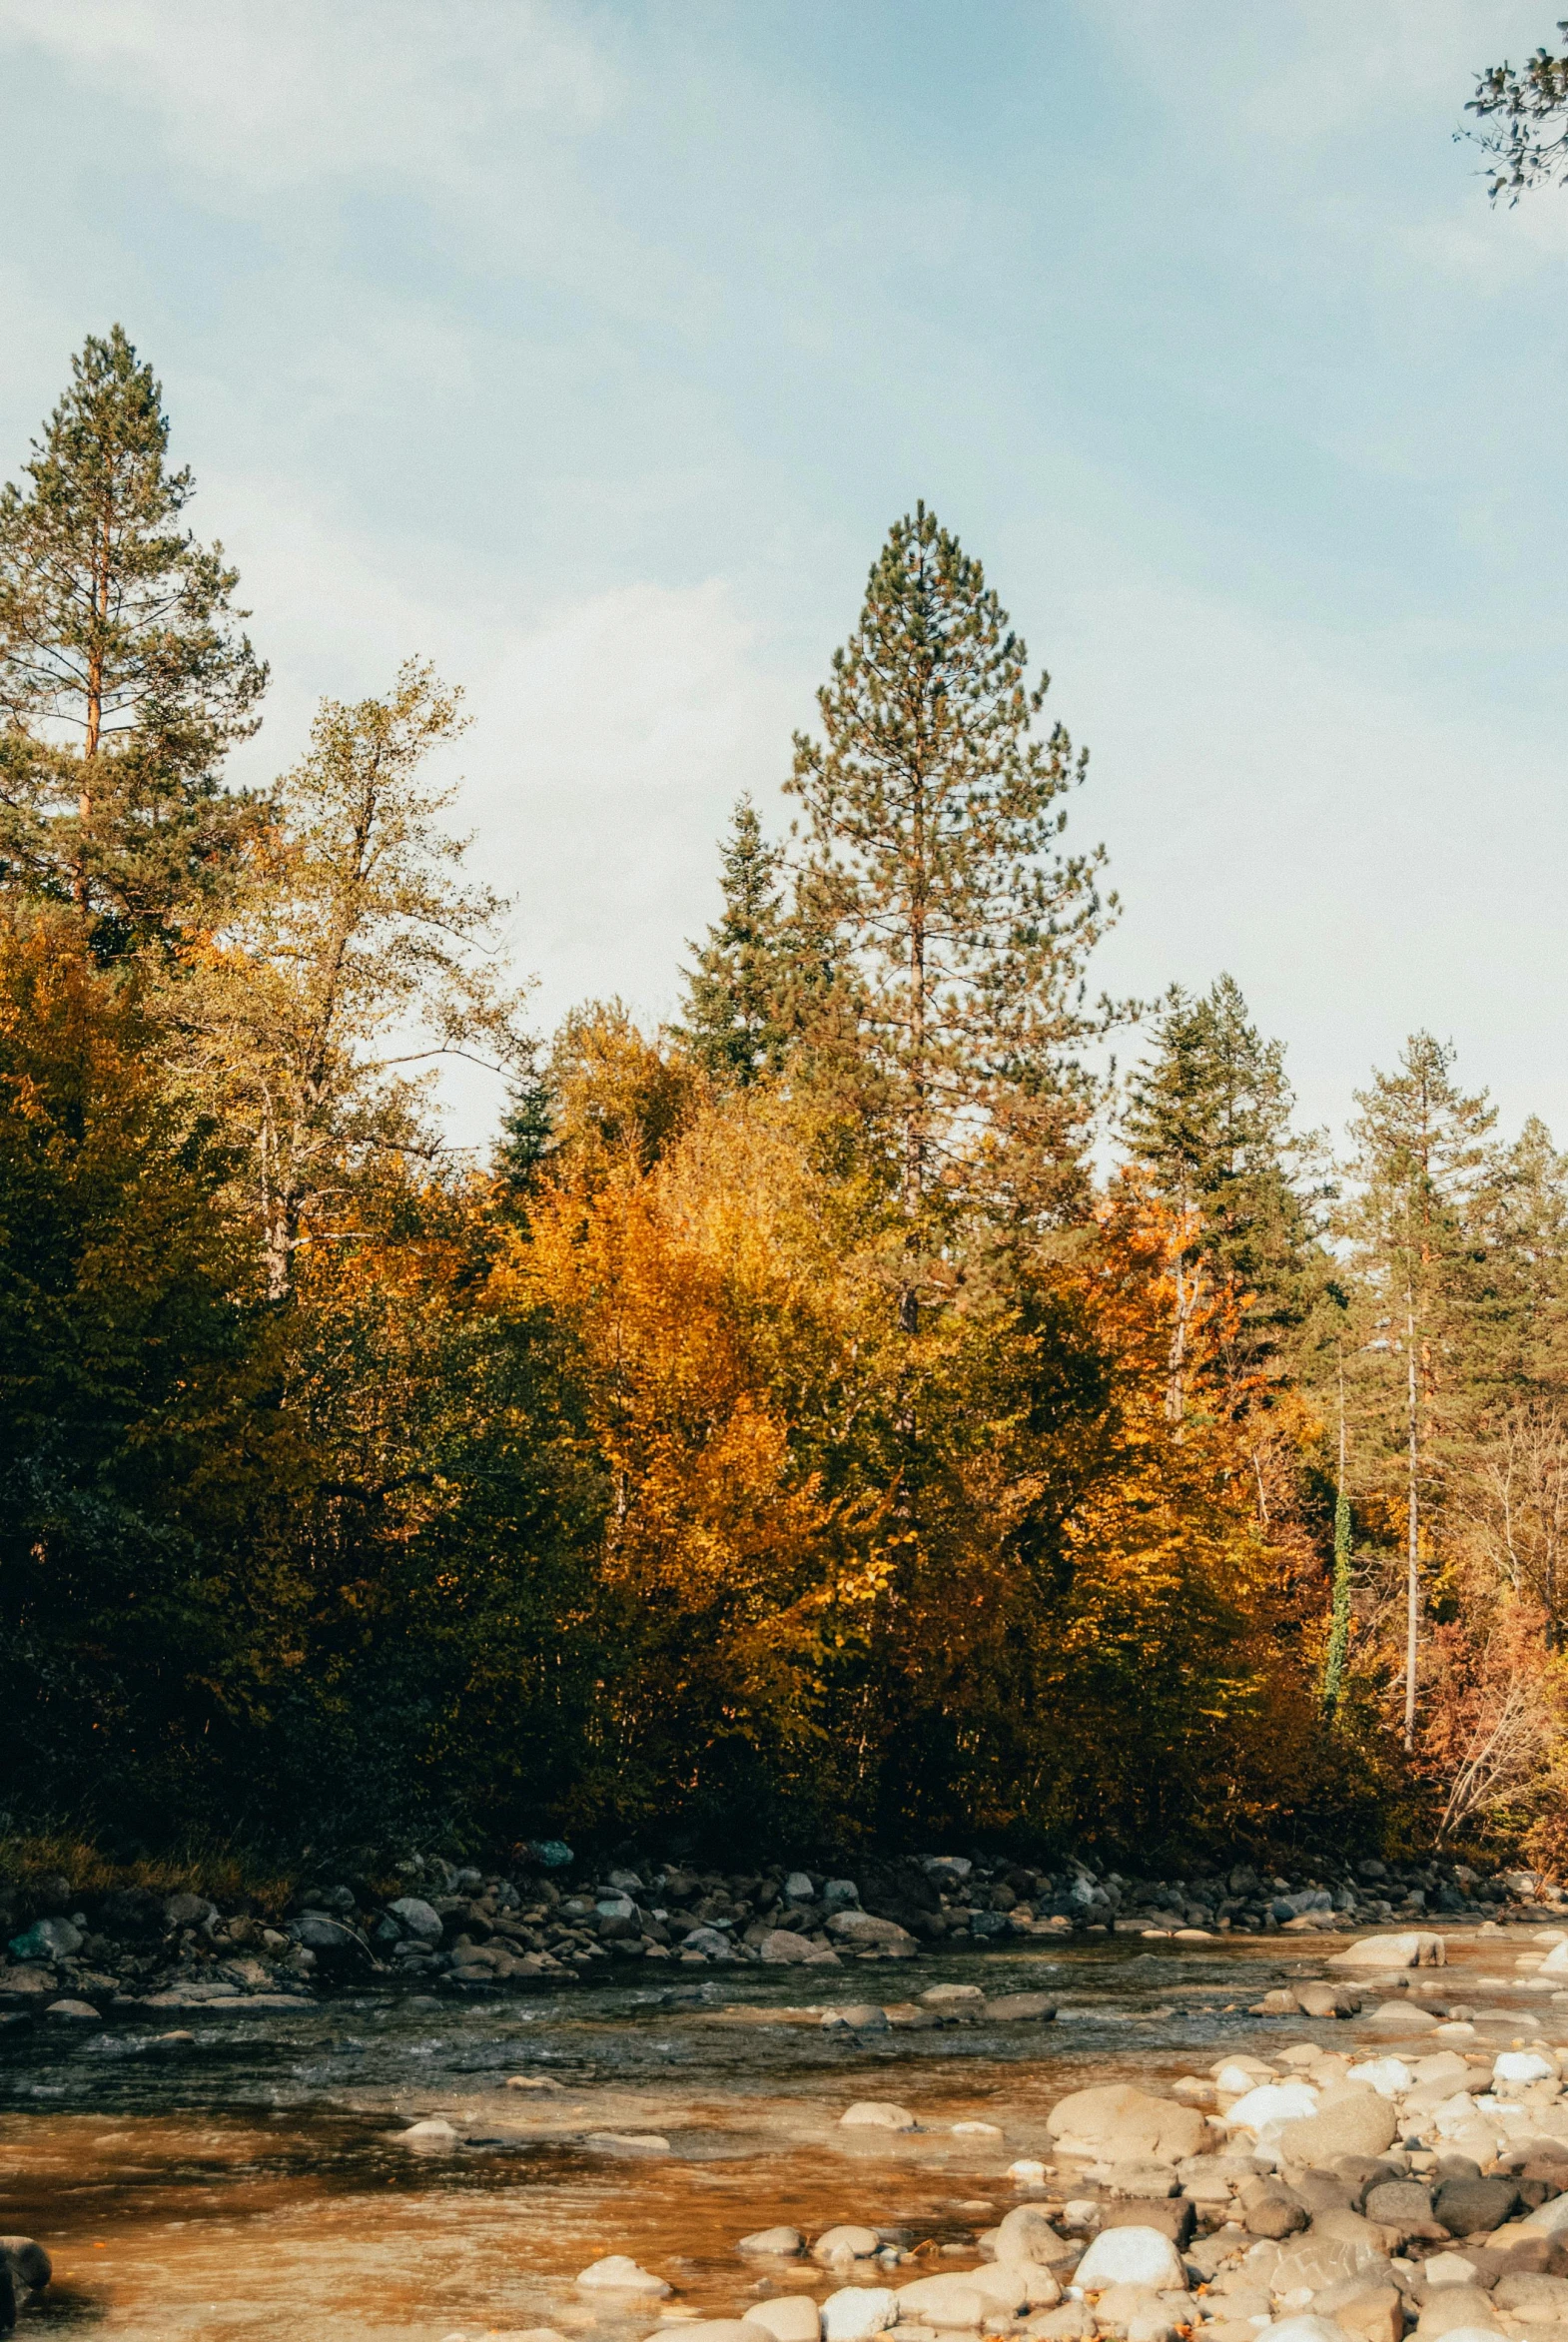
[1,0,1564,1151]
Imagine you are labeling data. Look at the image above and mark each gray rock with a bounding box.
[681,1926,735,1958]
[822,1880,861,1913]
[784,1872,815,1902]
[826,1911,917,1952]
[43,1998,101,2021]
[1435,2178,1519,2234]
[388,1896,443,1944]
[1276,2090,1398,2165]
[1326,1933,1446,1971]
[163,1893,214,1931]
[759,1930,819,1964]
[0,2238,51,2292]
[6,1917,81,1962]
[294,1913,374,1971]
[821,2003,889,2031]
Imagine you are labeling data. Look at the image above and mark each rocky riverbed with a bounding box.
[5,1857,1568,2341]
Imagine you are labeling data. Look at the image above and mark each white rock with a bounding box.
[1216,2059,1276,2091]
[994,2206,1073,2266]
[895,2277,986,2328]
[1325,1932,1446,1970]
[1074,2227,1186,2292]
[397,2117,459,2146]
[1495,2050,1556,2083]
[840,2101,918,2130]
[745,2302,821,2342]
[670,2326,771,2342]
[1262,2321,1344,2342]
[1347,2057,1413,2097]
[576,2257,671,2295]
[1008,2158,1050,2185]
[1222,2081,1319,2132]
[1424,2254,1482,2289]
[784,1872,815,1902]
[739,2228,805,2257]
[813,2227,881,2263]
[922,1983,986,2006]
[952,2119,1002,2136]
[1538,1941,1568,1975]
[819,2288,897,2342]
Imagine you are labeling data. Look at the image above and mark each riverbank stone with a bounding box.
[1327,1935,1447,1971]
[1047,2085,1209,2163]
[840,2101,917,2130]
[745,2302,821,2342]
[739,2228,804,2257]
[819,2288,897,2341]
[1074,2225,1187,2292]
[576,2257,670,2295]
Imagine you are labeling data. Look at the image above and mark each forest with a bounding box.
[2,327,1565,1875]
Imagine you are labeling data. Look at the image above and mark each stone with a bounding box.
[976,2263,1057,2309]
[1493,2273,1568,2316]
[0,2239,51,2292]
[1101,2200,1194,2246]
[1367,2001,1439,2032]
[760,1932,821,1964]
[1269,2230,1392,2297]
[823,1881,861,1913]
[1245,2192,1309,2239]
[739,2227,805,2257]
[896,2275,987,2327]
[826,1913,918,1953]
[784,1873,815,1902]
[1362,2179,1443,2240]
[819,2288,897,2342]
[1264,2322,1344,2342]
[813,2227,881,2264]
[1046,2085,1209,2163]
[986,1992,1058,2022]
[295,1913,374,1970]
[745,2302,821,2342]
[840,2101,918,2131]
[1073,2226,1187,2292]
[1538,1943,1568,1977]
[6,1917,81,1962]
[43,1997,101,2020]
[1032,2308,1096,2341]
[1327,1934,1447,1971]
[952,2119,1003,2136]
[823,2004,890,2031]
[1424,2254,1484,2288]
[994,2206,1075,2267]
[674,2326,770,2342]
[1224,2081,1320,2133]
[1104,2162,1180,2199]
[1298,1985,1363,2019]
[922,1983,986,2007]
[162,1893,214,1930]
[1413,2286,1500,2335]
[398,2117,460,2147]
[1347,2060,1414,2098]
[1496,2051,1558,2084]
[1276,2091,1399,2166]
[575,2257,670,2295]
[1435,2178,1520,2235]
[1515,2190,1568,2235]
[584,2133,670,2155]
[682,1927,735,1958]
[389,1897,443,1944]
[1312,2281,1404,2342]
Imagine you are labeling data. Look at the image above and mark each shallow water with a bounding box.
[3,1932,1561,2341]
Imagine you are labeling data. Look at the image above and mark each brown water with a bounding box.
[3,1933,1557,2341]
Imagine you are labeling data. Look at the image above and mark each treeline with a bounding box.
[0,330,1563,1868]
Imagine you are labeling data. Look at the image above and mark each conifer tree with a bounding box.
[1124,975,1320,1420]
[1340,1033,1495,1750]
[678,796,792,1087]
[0,326,266,938]
[787,502,1114,1322]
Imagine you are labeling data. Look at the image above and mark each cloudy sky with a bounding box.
[1,0,1563,1151]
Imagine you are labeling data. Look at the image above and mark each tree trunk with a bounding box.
[1404,1287,1419,1752]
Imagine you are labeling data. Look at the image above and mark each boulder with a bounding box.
[826,1913,917,1954]
[819,2288,897,2342]
[1269,2228,1392,2297]
[1224,2081,1320,2133]
[839,2101,917,2131]
[760,1932,820,1965]
[575,2257,669,2294]
[1276,2091,1398,2166]
[1046,2084,1209,2163]
[1435,2178,1520,2235]
[745,2301,821,2342]
[162,1893,214,1931]
[1265,2322,1344,2342]
[1327,1933,1446,1971]
[921,1983,985,2008]
[1493,2274,1568,2316]
[6,1917,81,1962]
[1362,2179,1444,2241]
[739,2227,805,2256]
[985,1992,1058,2022]
[295,1913,375,1972]
[1367,2000,1439,2031]
[993,2206,1076,2268]
[675,2326,771,2342]
[1297,1983,1363,2018]
[813,2227,881,2263]
[1413,2286,1500,2336]
[1310,2280,1404,2342]
[822,2004,890,2031]
[388,1896,443,1944]
[0,2239,51,2292]
[44,1998,101,2020]
[1074,2225,1187,2291]
[895,2275,986,2327]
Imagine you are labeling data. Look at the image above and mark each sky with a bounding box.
[1,0,1565,1155]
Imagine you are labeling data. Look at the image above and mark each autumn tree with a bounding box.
[787,503,1117,1324]
[0,327,267,939]
[170,661,527,1298]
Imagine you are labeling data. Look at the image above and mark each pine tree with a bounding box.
[0,326,267,939]
[1123,975,1320,1421]
[678,796,792,1087]
[1340,1033,1495,1750]
[787,502,1115,1322]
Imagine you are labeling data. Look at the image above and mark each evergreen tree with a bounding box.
[1124,974,1320,1420]
[1339,1033,1495,1750]
[0,326,267,939]
[787,502,1115,1321]
[678,796,792,1087]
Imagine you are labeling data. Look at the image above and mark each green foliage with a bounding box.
[0,326,267,940]
[1465,22,1568,201]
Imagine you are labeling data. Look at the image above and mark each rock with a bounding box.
[1074,2225,1187,2291]
[1257,1990,1303,2014]
[162,1893,214,1931]
[994,2206,1075,2267]
[1347,2059,1413,2098]
[1495,2050,1557,2084]
[1423,2254,1484,2289]
[1493,2274,1568,2315]
[1101,2199,1194,2246]
[922,1983,986,2007]
[1435,2178,1519,2235]
[951,2119,1002,2136]
[1047,2084,1209,2163]
[1276,2090,1398,2165]
[1514,2189,1568,2235]
[398,2118,459,2147]
[819,2288,897,2342]
[1104,2161,1180,2199]
[922,1857,973,1888]
[6,1917,81,1962]
[1312,2281,1404,2342]
[985,1992,1058,2022]
[760,1932,820,1964]
[1224,2081,1320,2133]
[1244,2191,1309,2239]
[839,2101,917,2130]
[822,2004,890,2031]
[295,1913,375,1971]
[1265,2321,1346,2342]
[0,2238,51,2291]
[1297,1984,1363,2019]
[826,1913,917,1954]
[895,2275,986,2327]
[1031,2309,1096,2341]
[1367,2000,1439,2031]
[1269,2229,1392,2296]
[1414,2286,1500,2335]
[389,1897,444,1944]
[812,2227,881,2264]
[784,1873,815,1902]
[1008,2158,1050,2186]
[977,2262,1058,2308]
[683,1927,736,1958]
[574,2257,670,2294]
[1327,1934,1446,1971]
[44,1997,101,2020]
[822,1881,860,1913]
[1362,2179,1443,2240]
[738,2227,805,2257]
[745,2303,820,2342]
[584,2133,670,2155]
[675,2326,771,2342]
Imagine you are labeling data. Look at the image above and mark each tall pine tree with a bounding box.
[0,326,267,940]
[678,796,792,1087]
